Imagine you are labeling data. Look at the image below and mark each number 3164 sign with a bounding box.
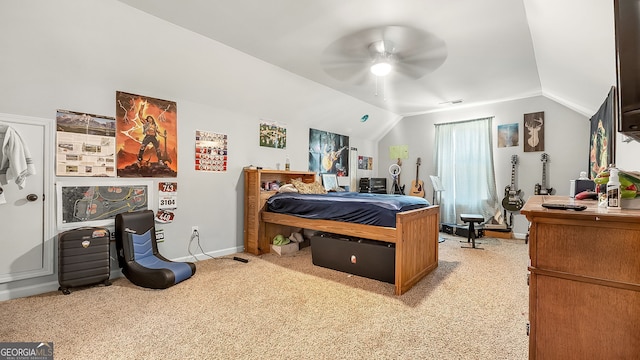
[158,182,178,210]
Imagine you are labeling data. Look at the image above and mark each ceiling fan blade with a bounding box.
[322,60,371,85]
[321,25,447,82]
[321,27,392,82]
[394,46,448,79]
[382,27,448,79]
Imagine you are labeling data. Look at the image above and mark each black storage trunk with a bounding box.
[58,227,111,294]
[454,226,484,239]
[310,233,395,283]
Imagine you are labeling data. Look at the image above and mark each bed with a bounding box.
[260,190,440,295]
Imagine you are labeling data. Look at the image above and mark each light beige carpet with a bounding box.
[0,234,529,360]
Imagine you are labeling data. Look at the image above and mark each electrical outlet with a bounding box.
[191,226,199,233]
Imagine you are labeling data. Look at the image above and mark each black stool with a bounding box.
[460,214,484,249]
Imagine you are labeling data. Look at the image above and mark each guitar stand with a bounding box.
[503,209,515,230]
[390,175,404,195]
[459,214,484,250]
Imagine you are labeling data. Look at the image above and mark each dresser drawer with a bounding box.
[533,222,640,284]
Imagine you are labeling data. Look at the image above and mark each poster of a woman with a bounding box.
[589,87,616,179]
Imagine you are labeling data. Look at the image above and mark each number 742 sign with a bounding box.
[158,182,178,210]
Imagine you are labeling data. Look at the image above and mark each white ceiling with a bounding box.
[117,0,616,118]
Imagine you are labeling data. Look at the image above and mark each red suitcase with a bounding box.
[58,227,111,295]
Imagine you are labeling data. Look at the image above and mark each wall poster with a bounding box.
[56,179,153,229]
[308,128,349,176]
[389,145,409,160]
[115,91,178,178]
[259,119,286,149]
[524,111,545,152]
[358,156,373,170]
[195,130,228,172]
[55,109,116,177]
[589,87,616,179]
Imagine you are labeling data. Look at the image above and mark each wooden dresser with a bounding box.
[243,168,316,255]
[521,196,640,359]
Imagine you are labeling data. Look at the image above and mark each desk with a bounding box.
[521,196,640,359]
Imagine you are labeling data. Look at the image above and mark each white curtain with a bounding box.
[434,117,501,225]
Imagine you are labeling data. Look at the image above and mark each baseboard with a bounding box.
[0,281,59,302]
[0,249,241,302]
[484,229,513,239]
[175,246,244,262]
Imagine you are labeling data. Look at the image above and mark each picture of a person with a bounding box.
[137,103,163,164]
[116,91,178,178]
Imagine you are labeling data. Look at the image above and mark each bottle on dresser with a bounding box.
[607,168,621,209]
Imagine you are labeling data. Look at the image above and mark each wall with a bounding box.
[0,0,387,300]
[378,96,602,237]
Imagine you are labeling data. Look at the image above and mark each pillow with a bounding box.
[290,179,327,194]
[278,184,299,193]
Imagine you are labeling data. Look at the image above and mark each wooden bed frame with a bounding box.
[260,204,440,295]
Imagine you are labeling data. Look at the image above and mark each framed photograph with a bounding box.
[321,173,338,191]
[56,179,153,229]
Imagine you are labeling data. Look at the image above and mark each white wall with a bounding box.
[616,135,640,171]
[377,95,620,238]
[3,0,640,300]
[0,0,389,299]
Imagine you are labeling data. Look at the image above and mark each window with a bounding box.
[434,117,501,225]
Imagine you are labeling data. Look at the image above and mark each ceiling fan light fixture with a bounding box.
[370,60,392,76]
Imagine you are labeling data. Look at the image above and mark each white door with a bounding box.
[0,114,54,283]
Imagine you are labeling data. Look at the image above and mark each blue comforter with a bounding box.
[266,192,430,227]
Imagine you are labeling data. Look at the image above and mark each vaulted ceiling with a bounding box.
[118,0,616,119]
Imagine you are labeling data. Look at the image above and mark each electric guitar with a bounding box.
[534,153,553,195]
[410,157,425,197]
[502,155,524,211]
[321,146,347,172]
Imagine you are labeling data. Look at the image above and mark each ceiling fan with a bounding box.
[321,25,448,84]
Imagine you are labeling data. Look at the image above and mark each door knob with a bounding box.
[26,194,38,202]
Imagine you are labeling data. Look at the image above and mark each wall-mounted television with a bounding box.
[614,0,640,141]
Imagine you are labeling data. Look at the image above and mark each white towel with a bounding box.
[0,124,37,190]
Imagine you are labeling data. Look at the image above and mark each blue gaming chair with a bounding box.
[115,210,195,289]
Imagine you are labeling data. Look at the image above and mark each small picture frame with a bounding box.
[321,173,338,191]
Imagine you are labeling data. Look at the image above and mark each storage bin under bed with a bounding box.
[310,233,395,283]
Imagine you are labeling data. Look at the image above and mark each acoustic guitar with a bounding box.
[502,154,524,211]
[534,153,553,195]
[410,157,425,197]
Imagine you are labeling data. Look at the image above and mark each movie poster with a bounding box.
[308,128,349,176]
[115,91,178,177]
